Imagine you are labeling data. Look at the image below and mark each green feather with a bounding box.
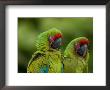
[27,28,63,73]
[63,37,89,73]
[36,28,62,51]
[27,50,62,73]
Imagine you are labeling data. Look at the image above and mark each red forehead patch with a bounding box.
[79,39,89,45]
[53,33,62,41]
[55,33,62,38]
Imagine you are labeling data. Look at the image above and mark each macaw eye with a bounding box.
[75,44,88,57]
[51,38,62,49]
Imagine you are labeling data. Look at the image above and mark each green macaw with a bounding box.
[63,37,89,73]
[27,28,63,73]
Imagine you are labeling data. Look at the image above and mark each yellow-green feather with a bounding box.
[27,50,62,73]
[27,28,63,73]
[63,37,89,73]
[36,28,62,51]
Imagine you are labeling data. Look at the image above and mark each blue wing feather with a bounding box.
[40,66,48,73]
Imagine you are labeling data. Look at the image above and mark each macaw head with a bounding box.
[49,33,63,49]
[75,39,89,57]
[36,28,63,51]
[64,37,89,59]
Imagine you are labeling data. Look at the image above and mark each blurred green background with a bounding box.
[18,18,93,73]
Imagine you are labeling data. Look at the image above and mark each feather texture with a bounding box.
[63,37,89,73]
[27,28,63,73]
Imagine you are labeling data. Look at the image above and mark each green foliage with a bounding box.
[18,18,93,73]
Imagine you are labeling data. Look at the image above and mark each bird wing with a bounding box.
[27,51,48,73]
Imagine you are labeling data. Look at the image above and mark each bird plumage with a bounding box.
[63,37,89,73]
[27,28,63,73]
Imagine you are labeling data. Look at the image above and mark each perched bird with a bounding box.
[63,37,89,73]
[27,28,63,73]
